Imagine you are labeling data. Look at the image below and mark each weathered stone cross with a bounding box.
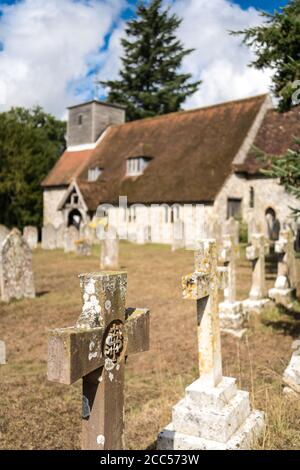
[220,234,239,304]
[246,234,269,301]
[47,272,150,450]
[182,240,228,387]
[274,228,295,290]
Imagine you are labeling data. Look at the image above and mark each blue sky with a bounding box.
[0,0,290,117]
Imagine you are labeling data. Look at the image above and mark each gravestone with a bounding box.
[224,217,239,244]
[0,340,6,365]
[0,228,35,303]
[0,225,9,249]
[172,220,185,252]
[100,226,119,270]
[48,272,150,450]
[157,240,265,450]
[243,234,270,315]
[81,224,96,244]
[136,225,150,245]
[42,224,57,250]
[247,216,261,244]
[64,226,79,253]
[219,235,245,338]
[283,340,300,399]
[56,225,65,249]
[76,239,92,257]
[23,226,38,250]
[269,228,297,308]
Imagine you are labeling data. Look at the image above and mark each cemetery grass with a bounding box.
[0,243,299,450]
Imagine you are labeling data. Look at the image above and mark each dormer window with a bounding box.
[127,157,151,176]
[88,167,102,182]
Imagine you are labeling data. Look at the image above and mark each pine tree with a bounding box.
[101,0,201,121]
[232,0,300,112]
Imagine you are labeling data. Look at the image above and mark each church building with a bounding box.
[42,94,300,244]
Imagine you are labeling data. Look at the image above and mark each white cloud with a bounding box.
[171,0,272,108]
[0,0,125,118]
[0,0,273,118]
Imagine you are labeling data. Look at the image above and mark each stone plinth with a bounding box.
[219,301,247,338]
[157,377,264,450]
[283,340,300,398]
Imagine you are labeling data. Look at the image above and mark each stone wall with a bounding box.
[214,172,299,232]
[96,203,212,245]
[43,188,66,228]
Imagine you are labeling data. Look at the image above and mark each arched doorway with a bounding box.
[265,208,280,241]
[68,209,82,230]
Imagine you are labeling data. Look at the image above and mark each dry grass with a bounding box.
[0,242,299,450]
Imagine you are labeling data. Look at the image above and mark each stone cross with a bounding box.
[219,234,239,303]
[0,228,35,303]
[274,228,295,290]
[48,272,150,450]
[246,234,269,301]
[182,240,228,387]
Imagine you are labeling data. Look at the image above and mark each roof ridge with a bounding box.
[109,94,270,129]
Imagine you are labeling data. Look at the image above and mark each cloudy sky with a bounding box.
[0,0,288,118]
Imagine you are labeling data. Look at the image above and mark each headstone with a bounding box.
[76,239,92,257]
[269,228,297,308]
[283,340,300,399]
[172,220,185,252]
[80,224,96,244]
[224,217,239,244]
[136,225,151,245]
[56,225,65,249]
[0,225,9,249]
[23,226,38,250]
[157,239,265,450]
[48,272,150,450]
[100,226,119,270]
[247,216,261,243]
[64,226,79,253]
[219,235,245,338]
[42,224,57,250]
[0,228,35,303]
[243,234,270,315]
[0,340,6,365]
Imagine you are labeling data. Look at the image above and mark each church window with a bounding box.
[88,167,102,182]
[227,198,242,219]
[78,114,83,126]
[249,187,255,208]
[127,157,151,176]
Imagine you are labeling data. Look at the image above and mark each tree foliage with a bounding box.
[0,107,66,229]
[101,0,201,121]
[232,0,300,112]
[257,139,300,217]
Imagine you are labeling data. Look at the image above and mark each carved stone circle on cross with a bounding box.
[48,271,150,450]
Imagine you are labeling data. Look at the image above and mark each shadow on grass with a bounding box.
[36,291,50,298]
[263,303,300,338]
